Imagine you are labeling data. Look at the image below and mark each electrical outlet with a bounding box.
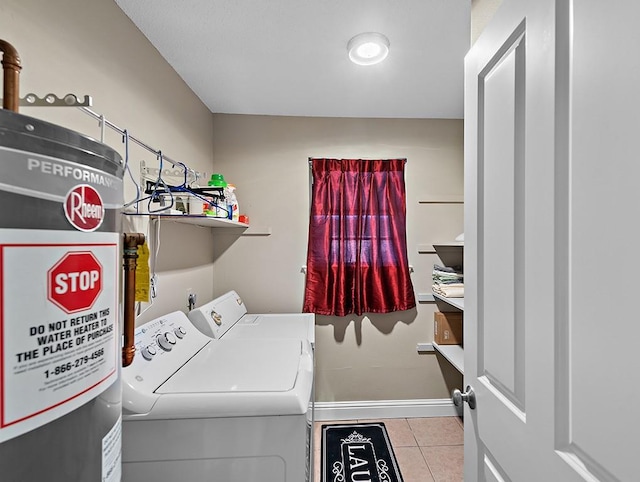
[186,288,197,311]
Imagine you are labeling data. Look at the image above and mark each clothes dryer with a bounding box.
[187,290,317,480]
[188,290,315,345]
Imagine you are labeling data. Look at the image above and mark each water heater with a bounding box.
[0,108,124,481]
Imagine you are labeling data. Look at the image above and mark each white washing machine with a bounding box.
[121,311,314,482]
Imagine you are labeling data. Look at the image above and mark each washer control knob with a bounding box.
[156,332,177,351]
[141,345,157,361]
[174,326,186,339]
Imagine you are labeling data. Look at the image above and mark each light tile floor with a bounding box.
[314,417,464,482]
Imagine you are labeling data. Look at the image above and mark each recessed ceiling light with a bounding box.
[347,32,390,66]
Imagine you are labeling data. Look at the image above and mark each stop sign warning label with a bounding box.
[48,251,103,314]
[0,230,118,443]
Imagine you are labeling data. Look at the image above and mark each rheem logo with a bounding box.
[64,184,104,232]
[47,252,103,313]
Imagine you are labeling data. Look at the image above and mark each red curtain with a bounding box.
[303,158,416,316]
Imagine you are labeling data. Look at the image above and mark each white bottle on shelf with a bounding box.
[226,184,239,222]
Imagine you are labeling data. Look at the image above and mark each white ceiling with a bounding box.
[114,0,470,119]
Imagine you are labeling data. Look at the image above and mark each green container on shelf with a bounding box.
[208,173,227,187]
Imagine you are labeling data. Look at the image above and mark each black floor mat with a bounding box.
[320,422,404,482]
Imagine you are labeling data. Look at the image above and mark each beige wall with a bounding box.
[471,0,504,44]
[210,115,464,401]
[0,0,219,321]
[2,0,465,403]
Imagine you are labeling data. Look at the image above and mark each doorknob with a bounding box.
[452,385,476,409]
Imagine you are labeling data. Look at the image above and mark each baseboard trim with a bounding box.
[313,398,458,421]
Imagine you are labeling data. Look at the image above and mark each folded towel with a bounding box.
[433,264,461,274]
[433,283,464,298]
[433,272,463,282]
[433,278,463,286]
[433,270,463,284]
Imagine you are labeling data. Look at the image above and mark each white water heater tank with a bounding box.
[0,108,124,482]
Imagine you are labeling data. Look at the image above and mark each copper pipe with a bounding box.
[122,233,145,367]
[0,39,22,112]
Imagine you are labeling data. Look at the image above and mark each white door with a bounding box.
[463,0,639,480]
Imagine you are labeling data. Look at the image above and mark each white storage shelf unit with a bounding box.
[432,242,464,374]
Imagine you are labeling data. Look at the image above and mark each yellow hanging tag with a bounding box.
[135,241,151,302]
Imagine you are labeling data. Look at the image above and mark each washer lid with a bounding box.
[156,338,302,394]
